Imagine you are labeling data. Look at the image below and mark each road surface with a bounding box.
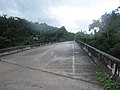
[0,41,103,90]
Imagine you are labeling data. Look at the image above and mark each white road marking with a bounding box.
[72,44,75,74]
[72,56,75,74]
[72,44,74,50]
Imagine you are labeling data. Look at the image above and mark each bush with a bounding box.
[96,71,120,90]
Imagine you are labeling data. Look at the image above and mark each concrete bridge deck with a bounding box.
[0,41,103,90]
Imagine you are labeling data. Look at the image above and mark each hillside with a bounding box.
[0,15,74,49]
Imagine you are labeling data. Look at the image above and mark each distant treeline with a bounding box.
[0,15,74,49]
[75,7,120,59]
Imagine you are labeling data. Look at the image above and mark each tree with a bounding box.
[75,7,120,59]
[0,15,74,49]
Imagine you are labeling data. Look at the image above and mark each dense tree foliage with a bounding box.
[0,15,74,49]
[75,7,120,59]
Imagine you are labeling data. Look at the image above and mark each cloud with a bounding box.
[0,0,120,33]
[49,0,120,32]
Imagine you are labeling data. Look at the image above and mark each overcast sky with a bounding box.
[0,0,120,33]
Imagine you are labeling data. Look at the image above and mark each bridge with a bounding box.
[0,41,107,90]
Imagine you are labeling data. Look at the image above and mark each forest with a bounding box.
[0,7,120,59]
[0,15,74,49]
[75,7,120,59]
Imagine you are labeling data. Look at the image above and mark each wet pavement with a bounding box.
[0,41,103,90]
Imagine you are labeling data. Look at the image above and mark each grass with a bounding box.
[96,71,120,90]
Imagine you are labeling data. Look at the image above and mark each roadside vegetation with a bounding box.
[75,6,120,59]
[0,15,74,49]
[96,71,120,90]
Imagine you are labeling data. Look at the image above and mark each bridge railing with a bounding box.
[76,40,120,83]
[0,43,46,56]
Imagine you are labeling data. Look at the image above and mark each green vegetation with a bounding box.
[96,71,120,90]
[0,15,74,49]
[75,7,120,59]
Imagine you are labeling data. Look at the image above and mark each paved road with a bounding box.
[0,41,103,90]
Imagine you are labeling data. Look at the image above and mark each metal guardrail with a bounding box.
[76,40,120,83]
[0,43,46,56]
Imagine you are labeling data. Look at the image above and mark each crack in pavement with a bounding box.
[0,59,100,85]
